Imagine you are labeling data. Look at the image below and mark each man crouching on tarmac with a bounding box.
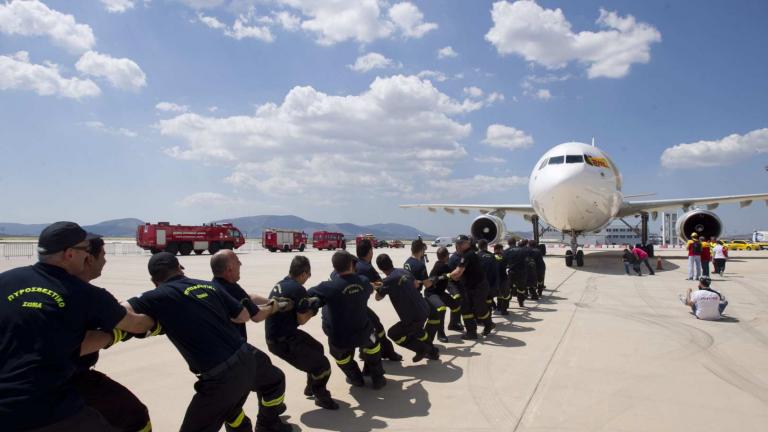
[375,254,440,362]
[306,251,387,389]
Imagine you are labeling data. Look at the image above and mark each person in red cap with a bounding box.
[0,221,155,431]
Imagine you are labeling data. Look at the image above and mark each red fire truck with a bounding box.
[355,233,378,248]
[312,231,346,250]
[262,228,308,252]
[136,222,245,255]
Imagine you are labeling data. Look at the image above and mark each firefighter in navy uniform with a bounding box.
[263,256,339,410]
[376,254,440,361]
[520,239,540,300]
[450,235,495,339]
[403,239,442,343]
[504,238,529,308]
[307,251,387,389]
[426,247,461,342]
[493,243,511,315]
[0,222,154,432]
[476,239,499,313]
[529,240,547,296]
[128,252,292,432]
[354,239,402,362]
[445,248,465,333]
[71,237,153,432]
[210,250,318,430]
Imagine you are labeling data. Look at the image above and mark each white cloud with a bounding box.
[474,156,506,164]
[279,0,393,45]
[100,0,135,14]
[535,89,551,100]
[156,75,508,199]
[273,11,301,31]
[84,120,137,137]
[348,52,397,73]
[75,51,146,91]
[437,46,458,59]
[486,91,505,104]
[485,0,661,78]
[482,124,534,150]
[198,12,274,42]
[388,2,437,38]
[156,102,189,113]
[427,175,528,198]
[0,0,95,53]
[464,86,484,98]
[208,106,219,112]
[417,69,447,82]
[0,51,100,99]
[177,192,244,207]
[177,0,225,8]
[661,128,768,169]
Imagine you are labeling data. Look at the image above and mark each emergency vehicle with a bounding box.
[355,234,377,248]
[136,222,245,255]
[262,228,308,252]
[312,231,346,250]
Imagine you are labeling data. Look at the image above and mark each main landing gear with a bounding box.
[564,230,584,267]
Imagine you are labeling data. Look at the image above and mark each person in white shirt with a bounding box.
[681,276,728,320]
[712,240,728,276]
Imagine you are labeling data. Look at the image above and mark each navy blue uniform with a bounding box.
[266,277,333,401]
[354,259,400,361]
[129,276,286,432]
[504,246,529,306]
[494,253,512,314]
[213,277,259,340]
[457,250,493,336]
[478,250,499,309]
[308,273,385,383]
[403,257,429,284]
[524,247,540,300]
[0,263,126,431]
[530,247,547,294]
[378,269,438,359]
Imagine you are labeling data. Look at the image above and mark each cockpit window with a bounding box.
[538,159,548,170]
[548,156,564,165]
[565,155,584,163]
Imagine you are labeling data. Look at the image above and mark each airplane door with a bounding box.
[157,230,166,246]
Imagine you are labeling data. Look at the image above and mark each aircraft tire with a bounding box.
[576,250,584,267]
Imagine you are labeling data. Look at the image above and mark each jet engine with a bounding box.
[676,209,723,241]
[470,214,506,244]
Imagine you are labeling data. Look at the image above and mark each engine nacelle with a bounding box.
[470,214,506,244]
[676,209,723,241]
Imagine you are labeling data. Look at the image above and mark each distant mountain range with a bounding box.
[0,216,433,240]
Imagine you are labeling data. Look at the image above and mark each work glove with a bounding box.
[297,296,322,314]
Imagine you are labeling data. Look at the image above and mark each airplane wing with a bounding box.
[399,203,535,216]
[616,192,768,218]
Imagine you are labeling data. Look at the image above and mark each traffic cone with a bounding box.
[656,257,663,271]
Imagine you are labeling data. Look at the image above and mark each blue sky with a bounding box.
[1,0,766,237]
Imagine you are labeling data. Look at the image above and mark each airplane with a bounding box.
[401,141,768,267]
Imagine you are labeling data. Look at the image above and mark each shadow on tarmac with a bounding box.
[301,378,432,431]
[557,251,681,275]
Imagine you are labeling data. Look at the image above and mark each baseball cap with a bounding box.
[691,232,698,238]
[455,234,471,243]
[37,221,100,255]
[698,275,711,287]
[148,252,184,279]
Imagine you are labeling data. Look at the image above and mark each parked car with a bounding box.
[389,240,404,248]
[724,239,759,251]
[377,240,389,248]
[431,237,453,248]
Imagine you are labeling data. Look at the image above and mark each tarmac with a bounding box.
[3,247,768,431]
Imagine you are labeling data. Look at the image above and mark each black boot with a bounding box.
[225,413,253,432]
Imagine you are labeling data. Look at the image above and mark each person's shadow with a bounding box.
[300,378,431,431]
[381,358,463,383]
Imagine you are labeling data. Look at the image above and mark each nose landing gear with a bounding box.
[565,230,584,267]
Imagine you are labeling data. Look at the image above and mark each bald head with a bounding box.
[211,249,241,283]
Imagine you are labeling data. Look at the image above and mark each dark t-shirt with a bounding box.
[504,247,528,273]
[355,259,382,283]
[265,276,308,340]
[307,273,373,348]
[478,250,498,289]
[0,263,126,430]
[379,269,429,323]
[403,256,428,282]
[212,277,258,340]
[458,250,486,289]
[427,261,451,296]
[128,275,244,374]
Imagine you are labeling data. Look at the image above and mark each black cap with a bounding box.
[37,221,100,255]
[148,252,184,279]
[455,234,470,243]
[698,275,711,287]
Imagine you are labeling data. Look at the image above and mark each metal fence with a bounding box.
[1,239,268,259]
[1,242,35,259]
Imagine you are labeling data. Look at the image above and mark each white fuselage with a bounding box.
[529,142,623,233]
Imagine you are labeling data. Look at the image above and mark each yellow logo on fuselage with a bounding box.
[585,155,610,169]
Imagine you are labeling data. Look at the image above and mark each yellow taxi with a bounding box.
[723,240,759,251]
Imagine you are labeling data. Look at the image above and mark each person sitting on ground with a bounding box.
[621,248,640,276]
[631,244,655,275]
[681,276,728,320]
